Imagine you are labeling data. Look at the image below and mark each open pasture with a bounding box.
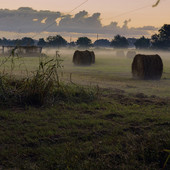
[60,49,170,97]
[2,48,170,97]
[0,48,170,169]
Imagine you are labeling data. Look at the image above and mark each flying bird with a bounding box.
[152,0,160,7]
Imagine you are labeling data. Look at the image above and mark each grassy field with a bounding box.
[2,48,170,97]
[60,48,170,97]
[0,89,170,169]
[0,48,170,169]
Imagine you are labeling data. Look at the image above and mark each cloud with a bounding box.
[136,26,158,31]
[58,11,102,33]
[0,7,61,32]
[0,7,158,38]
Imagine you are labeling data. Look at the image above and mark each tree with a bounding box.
[134,36,150,49]
[151,24,170,49]
[0,38,9,46]
[69,41,76,47]
[46,35,67,47]
[127,38,137,48]
[76,37,92,48]
[94,39,110,47]
[38,38,47,47]
[20,37,35,46]
[110,35,129,48]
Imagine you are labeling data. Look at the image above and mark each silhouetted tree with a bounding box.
[134,36,150,49]
[94,39,110,47]
[38,38,47,47]
[46,35,67,47]
[127,38,137,48]
[151,24,170,49]
[69,41,76,47]
[110,35,129,48]
[20,37,35,46]
[76,37,92,48]
[0,38,9,46]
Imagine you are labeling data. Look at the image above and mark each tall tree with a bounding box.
[110,35,129,48]
[38,38,47,47]
[46,35,67,47]
[94,39,110,47]
[20,37,35,46]
[151,24,170,49]
[134,36,150,49]
[76,37,92,48]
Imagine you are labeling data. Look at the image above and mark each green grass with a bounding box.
[1,48,170,97]
[0,48,170,169]
[0,89,169,169]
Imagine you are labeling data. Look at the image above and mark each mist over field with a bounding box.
[2,47,169,97]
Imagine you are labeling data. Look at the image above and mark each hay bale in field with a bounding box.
[132,54,163,80]
[73,50,95,65]
[116,50,125,57]
[126,50,136,59]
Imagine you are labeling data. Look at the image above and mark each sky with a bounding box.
[0,0,169,40]
[0,0,169,27]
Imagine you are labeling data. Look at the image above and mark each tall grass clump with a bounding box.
[0,50,97,107]
[19,54,63,106]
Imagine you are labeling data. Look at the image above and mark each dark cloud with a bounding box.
[0,7,61,32]
[58,11,102,33]
[0,7,158,37]
[136,26,158,31]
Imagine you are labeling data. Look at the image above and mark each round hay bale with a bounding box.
[73,50,95,66]
[116,50,125,57]
[126,50,136,59]
[132,54,163,80]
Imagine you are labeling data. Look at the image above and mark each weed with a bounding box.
[0,50,97,107]
[163,149,170,169]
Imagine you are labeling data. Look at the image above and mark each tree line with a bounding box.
[0,24,170,50]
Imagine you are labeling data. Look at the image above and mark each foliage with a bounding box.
[94,39,110,47]
[0,37,35,46]
[37,38,47,47]
[134,36,150,49]
[69,41,76,47]
[151,24,170,49]
[19,37,35,46]
[110,35,129,48]
[76,37,92,48]
[46,35,68,47]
